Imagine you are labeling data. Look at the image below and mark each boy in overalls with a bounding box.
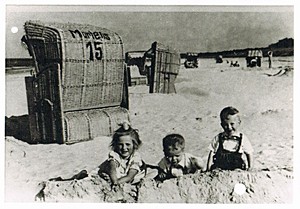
[207,107,253,171]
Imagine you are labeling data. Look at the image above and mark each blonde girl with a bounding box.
[98,122,145,185]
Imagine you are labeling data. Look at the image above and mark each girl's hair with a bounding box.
[162,134,185,156]
[110,121,142,151]
[220,106,240,121]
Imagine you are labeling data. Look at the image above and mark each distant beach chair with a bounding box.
[128,65,147,86]
[184,52,199,68]
[215,55,223,64]
[145,42,181,94]
[246,50,263,67]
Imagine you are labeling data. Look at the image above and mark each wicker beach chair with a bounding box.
[22,21,129,144]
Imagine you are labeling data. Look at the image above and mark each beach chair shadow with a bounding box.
[5,114,31,143]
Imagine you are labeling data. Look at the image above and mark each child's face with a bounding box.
[221,114,241,136]
[116,135,134,159]
[165,148,184,166]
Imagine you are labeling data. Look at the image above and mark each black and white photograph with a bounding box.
[3,1,296,205]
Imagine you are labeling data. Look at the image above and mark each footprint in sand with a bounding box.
[258,149,277,156]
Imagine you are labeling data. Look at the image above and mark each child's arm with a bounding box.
[241,135,254,170]
[116,168,138,185]
[190,156,204,171]
[154,170,168,182]
[245,152,253,170]
[154,162,168,182]
[107,160,119,184]
[206,151,214,171]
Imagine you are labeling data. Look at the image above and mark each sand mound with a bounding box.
[37,169,292,203]
[138,169,293,203]
[36,173,138,203]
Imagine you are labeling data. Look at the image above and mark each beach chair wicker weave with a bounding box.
[22,21,129,144]
[146,42,180,94]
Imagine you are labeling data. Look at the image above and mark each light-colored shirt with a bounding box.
[158,153,203,177]
[209,132,254,154]
[108,151,144,179]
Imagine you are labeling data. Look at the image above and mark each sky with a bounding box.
[5,5,294,58]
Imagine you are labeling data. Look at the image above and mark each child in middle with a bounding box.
[155,134,204,182]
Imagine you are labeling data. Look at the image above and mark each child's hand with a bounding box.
[99,172,111,181]
[194,169,203,174]
[157,172,167,180]
[171,168,183,177]
[111,183,122,192]
[155,171,169,182]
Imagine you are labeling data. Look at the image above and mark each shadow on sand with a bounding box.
[5,115,31,143]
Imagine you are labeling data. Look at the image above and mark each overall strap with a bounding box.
[217,133,225,151]
[236,133,243,153]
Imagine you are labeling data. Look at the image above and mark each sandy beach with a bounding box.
[5,56,294,203]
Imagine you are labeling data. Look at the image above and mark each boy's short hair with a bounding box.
[162,134,185,156]
[220,106,240,121]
